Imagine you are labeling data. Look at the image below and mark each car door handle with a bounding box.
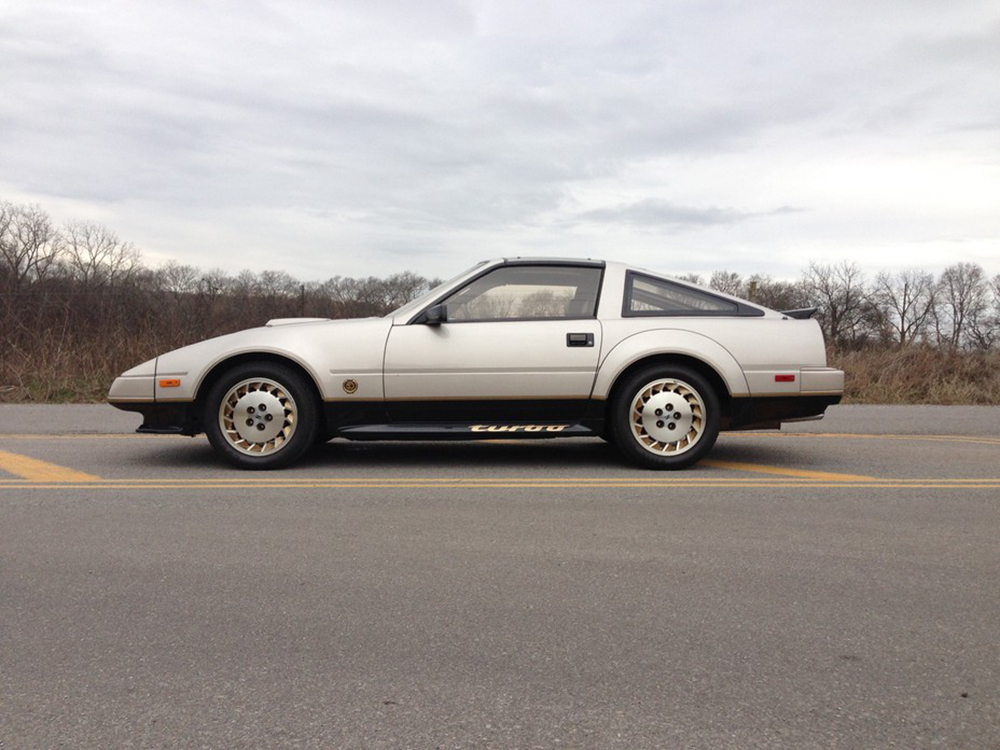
[566,333,594,347]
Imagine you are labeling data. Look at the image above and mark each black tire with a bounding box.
[610,364,720,470]
[203,361,320,470]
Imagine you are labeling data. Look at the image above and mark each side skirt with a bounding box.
[336,423,598,441]
[324,398,606,440]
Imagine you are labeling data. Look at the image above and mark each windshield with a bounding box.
[386,261,490,319]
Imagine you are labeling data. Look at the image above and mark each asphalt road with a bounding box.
[1,405,999,749]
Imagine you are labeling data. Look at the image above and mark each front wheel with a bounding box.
[203,362,320,469]
[610,365,720,470]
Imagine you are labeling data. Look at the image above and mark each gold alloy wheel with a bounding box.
[629,378,706,456]
[218,378,298,456]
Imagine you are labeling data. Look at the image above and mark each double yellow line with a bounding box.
[2,475,1000,491]
[1,431,998,490]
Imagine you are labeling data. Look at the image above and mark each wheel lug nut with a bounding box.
[265,414,273,422]
[247,407,255,414]
[673,412,682,419]
[668,422,676,430]
[656,420,664,428]
[246,418,254,427]
[666,403,673,410]
[256,423,266,431]
[259,404,266,412]
[655,408,663,416]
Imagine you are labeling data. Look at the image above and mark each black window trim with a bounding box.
[621,271,765,318]
[408,260,607,325]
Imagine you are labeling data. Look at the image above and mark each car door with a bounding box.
[383,262,604,422]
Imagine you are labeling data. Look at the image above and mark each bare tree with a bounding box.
[0,202,62,289]
[966,273,1000,350]
[802,261,868,347]
[257,270,298,298]
[873,269,937,346]
[62,220,141,288]
[743,274,809,311]
[381,271,431,311]
[231,269,262,298]
[708,270,744,297]
[675,273,704,285]
[197,268,232,298]
[937,262,989,350]
[157,261,200,298]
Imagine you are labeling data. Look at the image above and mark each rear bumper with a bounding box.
[800,367,845,394]
[727,394,842,431]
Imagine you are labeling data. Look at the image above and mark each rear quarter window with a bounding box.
[623,272,761,317]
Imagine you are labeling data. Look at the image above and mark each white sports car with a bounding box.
[109,258,844,469]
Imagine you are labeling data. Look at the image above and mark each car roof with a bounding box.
[498,257,606,268]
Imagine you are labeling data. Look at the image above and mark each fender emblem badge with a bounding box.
[342,379,359,394]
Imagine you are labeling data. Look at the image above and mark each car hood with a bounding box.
[159,316,385,363]
[265,317,333,327]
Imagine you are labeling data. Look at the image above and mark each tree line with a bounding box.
[674,263,1000,352]
[2,200,999,402]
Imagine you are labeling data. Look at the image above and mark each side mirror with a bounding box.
[423,304,447,325]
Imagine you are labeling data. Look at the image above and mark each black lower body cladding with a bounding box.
[109,394,841,440]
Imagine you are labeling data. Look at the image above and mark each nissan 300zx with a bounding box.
[108,258,844,469]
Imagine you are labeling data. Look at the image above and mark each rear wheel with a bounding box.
[610,365,720,469]
[203,362,319,469]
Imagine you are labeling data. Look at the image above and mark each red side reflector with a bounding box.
[159,378,181,388]
[775,374,796,383]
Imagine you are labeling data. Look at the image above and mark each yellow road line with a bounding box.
[0,433,190,440]
[2,476,998,486]
[0,450,101,482]
[701,459,877,482]
[724,432,1000,446]
[0,474,909,484]
[0,476,814,485]
[3,482,1000,490]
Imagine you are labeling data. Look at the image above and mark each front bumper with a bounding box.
[107,400,199,435]
[109,357,200,435]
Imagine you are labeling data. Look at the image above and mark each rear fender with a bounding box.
[593,329,750,399]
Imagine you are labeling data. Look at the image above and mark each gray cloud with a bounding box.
[577,200,799,229]
[0,0,997,279]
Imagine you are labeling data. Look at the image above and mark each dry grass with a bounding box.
[0,330,169,404]
[831,346,1000,404]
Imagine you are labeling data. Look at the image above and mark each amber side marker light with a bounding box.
[159,379,182,388]
[775,374,796,382]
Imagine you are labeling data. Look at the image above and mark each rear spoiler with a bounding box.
[781,307,817,320]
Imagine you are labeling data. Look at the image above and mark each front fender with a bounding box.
[152,318,393,403]
[593,328,750,399]
[153,333,328,404]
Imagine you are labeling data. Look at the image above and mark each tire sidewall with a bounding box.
[611,364,720,469]
[203,362,319,470]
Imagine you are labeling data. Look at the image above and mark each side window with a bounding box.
[624,273,739,316]
[444,266,602,322]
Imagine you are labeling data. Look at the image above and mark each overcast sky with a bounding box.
[2,0,998,282]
